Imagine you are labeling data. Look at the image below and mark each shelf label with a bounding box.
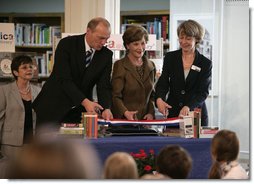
[106,34,156,51]
[0,23,15,53]
[61,33,157,51]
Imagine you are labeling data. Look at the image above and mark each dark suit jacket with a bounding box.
[155,49,212,126]
[32,34,113,125]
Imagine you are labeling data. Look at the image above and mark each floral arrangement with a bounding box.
[130,149,156,177]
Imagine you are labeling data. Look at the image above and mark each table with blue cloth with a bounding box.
[89,136,212,179]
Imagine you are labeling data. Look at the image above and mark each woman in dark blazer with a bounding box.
[111,25,156,120]
[0,55,41,178]
[155,20,212,126]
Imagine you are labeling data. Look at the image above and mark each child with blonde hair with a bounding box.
[103,152,138,179]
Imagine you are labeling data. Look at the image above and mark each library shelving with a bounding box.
[120,10,170,76]
[120,10,170,43]
[0,13,64,81]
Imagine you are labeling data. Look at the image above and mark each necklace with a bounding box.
[18,84,31,95]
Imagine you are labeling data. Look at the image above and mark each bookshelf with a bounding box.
[0,13,64,81]
[120,10,170,77]
[121,10,170,42]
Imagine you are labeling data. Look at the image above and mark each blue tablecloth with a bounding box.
[88,136,212,179]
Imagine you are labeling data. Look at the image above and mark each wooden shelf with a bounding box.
[120,10,169,16]
[0,13,64,81]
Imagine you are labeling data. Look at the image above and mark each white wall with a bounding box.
[220,0,249,157]
[171,0,249,158]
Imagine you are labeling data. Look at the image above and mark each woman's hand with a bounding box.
[124,110,138,120]
[156,98,172,118]
[143,113,154,120]
[179,106,190,117]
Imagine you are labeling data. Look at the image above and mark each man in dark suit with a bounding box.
[33,17,113,131]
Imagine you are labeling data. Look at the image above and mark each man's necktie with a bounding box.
[85,49,93,67]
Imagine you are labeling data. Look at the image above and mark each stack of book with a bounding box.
[199,126,219,138]
[59,123,84,138]
[162,126,181,137]
[179,116,194,138]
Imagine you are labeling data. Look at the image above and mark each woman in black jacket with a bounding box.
[155,19,212,126]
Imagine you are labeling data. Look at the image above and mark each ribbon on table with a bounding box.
[98,117,181,126]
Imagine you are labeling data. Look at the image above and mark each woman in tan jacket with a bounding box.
[111,25,156,121]
[0,55,41,178]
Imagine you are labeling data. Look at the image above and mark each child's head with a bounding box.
[156,145,192,179]
[211,129,239,162]
[209,129,240,179]
[103,152,138,179]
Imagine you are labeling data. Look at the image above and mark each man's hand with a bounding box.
[101,109,113,120]
[81,98,103,113]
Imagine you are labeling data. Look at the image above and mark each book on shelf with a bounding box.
[59,127,84,135]
[61,123,83,128]
[0,53,12,77]
[34,55,46,76]
[121,23,147,34]
[121,16,169,42]
[46,50,53,75]
[0,51,57,79]
[15,23,61,46]
[0,52,40,78]
[161,16,168,41]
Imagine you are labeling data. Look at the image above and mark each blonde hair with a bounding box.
[104,152,138,179]
[177,19,205,45]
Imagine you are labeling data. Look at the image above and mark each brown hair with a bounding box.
[208,129,239,179]
[156,145,192,179]
[8,139,101,179]
[177,19,205,45]
[122,24,149,49]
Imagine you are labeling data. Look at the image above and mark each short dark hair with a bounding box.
[122,24,149,50]
[156,145,192,179]
[177,19,205,45]
[11,55,33,80]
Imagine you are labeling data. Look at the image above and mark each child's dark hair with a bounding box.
[11,55,33,80]
[156,145,192,179]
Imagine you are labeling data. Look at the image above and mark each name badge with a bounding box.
[191,65,201,72]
